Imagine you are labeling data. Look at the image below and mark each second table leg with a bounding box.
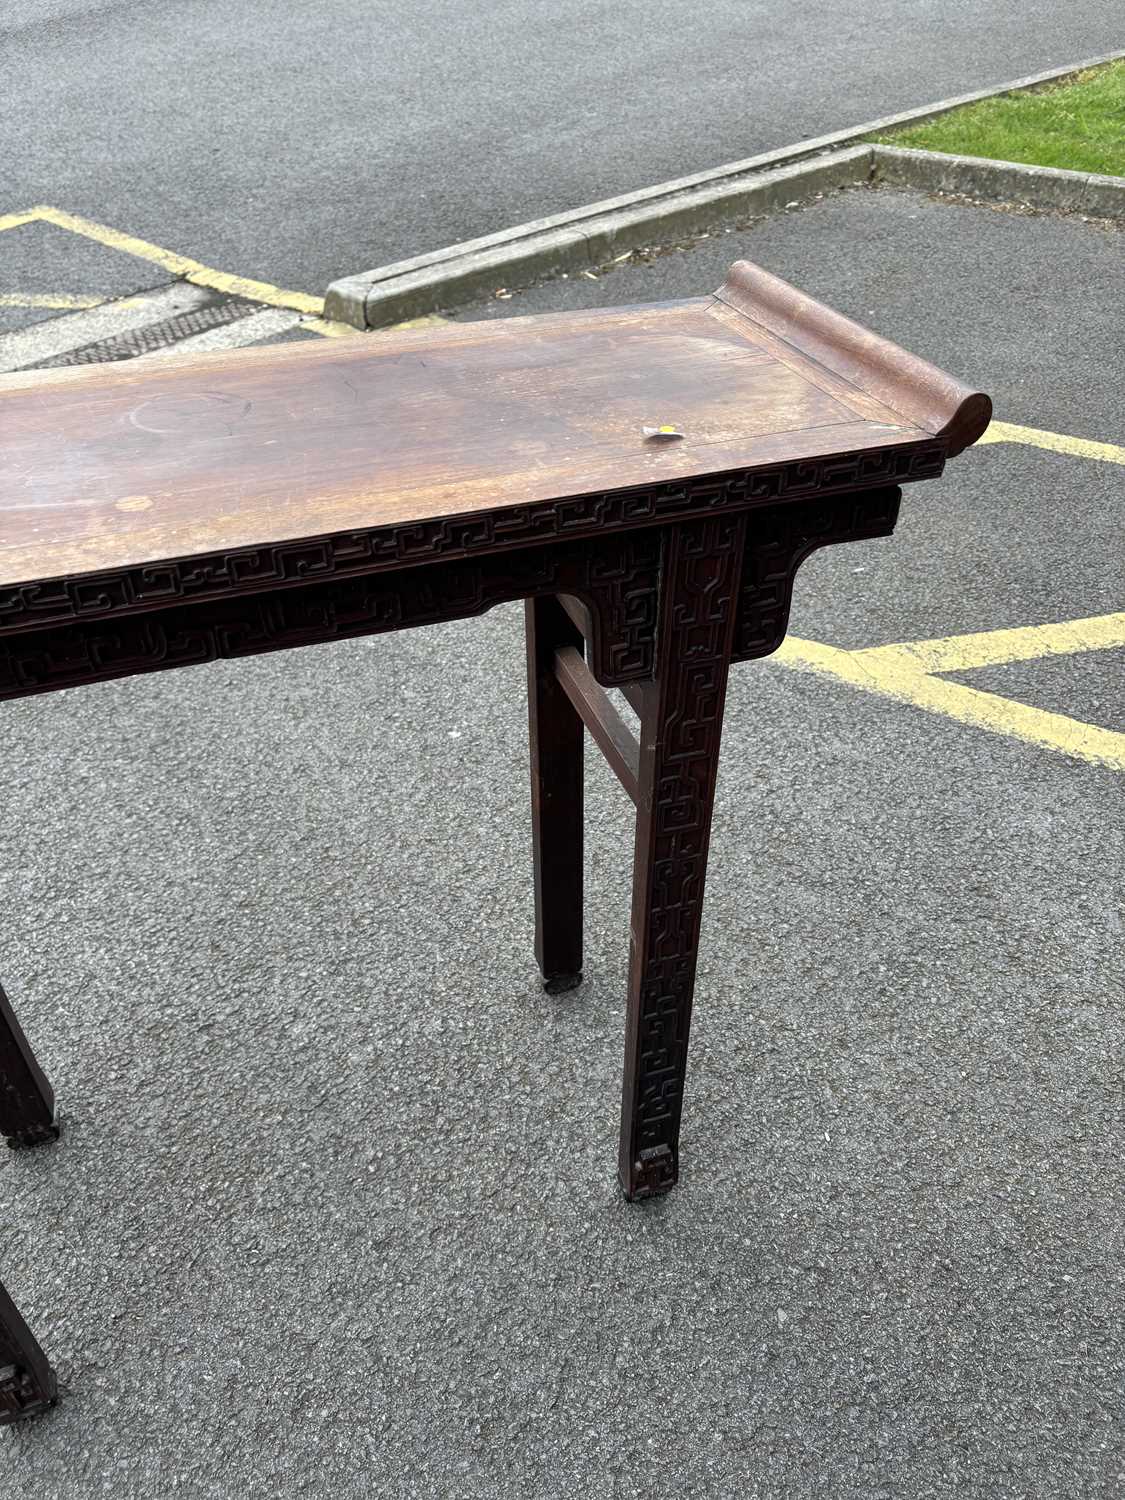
[525,595,585,993]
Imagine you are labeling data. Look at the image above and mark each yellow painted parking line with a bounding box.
[770,417,1125,768]
[1,203,457,345]
[774,635,1125,772]
[0,293,106,310]
[302,316,359,337]
[2,205,323,316]
[0,210,40,233]
[979,420,1125,466]
[389,314,450,329]
[3,205,453,334]
[851,611,1125,674]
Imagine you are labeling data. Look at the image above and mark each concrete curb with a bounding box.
[325,50,1125,328]
[872,146,1125,220]
[326,147,875,328]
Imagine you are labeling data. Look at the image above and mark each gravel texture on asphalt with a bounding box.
[1,188,1122,1497]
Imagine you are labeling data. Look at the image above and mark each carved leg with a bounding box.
[0,984,59,1150]
[618,516,746,1200]
[0,1282,57,1423]
[526,596,585,993]
[0,986,60,1419]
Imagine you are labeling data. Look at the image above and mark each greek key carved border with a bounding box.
[0,443,944,637]
[0,531,662,703]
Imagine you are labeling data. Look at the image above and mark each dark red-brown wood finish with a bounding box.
[0,261,990,1418]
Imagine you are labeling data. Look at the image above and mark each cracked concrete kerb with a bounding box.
[323,49,1125,329]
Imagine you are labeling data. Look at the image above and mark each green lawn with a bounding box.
[872,61,1125,178]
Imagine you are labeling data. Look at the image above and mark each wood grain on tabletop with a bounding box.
[0,296,923,588]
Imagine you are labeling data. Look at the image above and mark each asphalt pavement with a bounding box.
[3,2,1122,296]
[0,184,1122,1496]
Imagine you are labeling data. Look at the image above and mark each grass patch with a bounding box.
[872,60,1125,178]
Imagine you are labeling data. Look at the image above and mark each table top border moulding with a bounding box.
[0,263,990,639]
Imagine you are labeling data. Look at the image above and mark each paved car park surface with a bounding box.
[4,1,1122,297]
[0,185,1122,1495]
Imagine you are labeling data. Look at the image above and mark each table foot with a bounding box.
[0,1363,58,1425]
[5,1120,61,1151]
[621,1144,677,1201]
[0,1283,58,1425]
[542,970,583,995]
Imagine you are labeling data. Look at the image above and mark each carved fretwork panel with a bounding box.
[733,486,902,660]
[0,532,663,703]
[621,513,747,1199]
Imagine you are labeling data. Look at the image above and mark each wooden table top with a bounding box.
[0,262,989,610]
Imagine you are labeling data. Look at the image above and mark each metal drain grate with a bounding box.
[26,297,264,368]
